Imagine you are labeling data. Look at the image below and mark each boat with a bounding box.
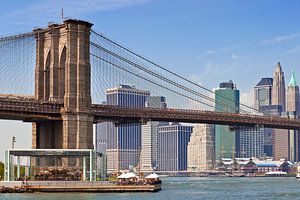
[265,171,287,177]
[296,166,300,179]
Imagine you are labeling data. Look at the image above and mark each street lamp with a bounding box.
[12,136,16,149]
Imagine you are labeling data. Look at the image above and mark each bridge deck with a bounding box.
[0,97,299,129]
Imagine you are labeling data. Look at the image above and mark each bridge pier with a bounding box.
[32,121,63,149]
[32,19,94,166]
[61,113,93,149]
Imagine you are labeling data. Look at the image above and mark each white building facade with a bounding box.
[187,124,215,172]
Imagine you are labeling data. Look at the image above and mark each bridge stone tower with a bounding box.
[32,19,94,150]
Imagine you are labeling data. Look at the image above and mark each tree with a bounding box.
[0,161,4,181]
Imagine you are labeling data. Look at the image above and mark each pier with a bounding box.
[0,181,161,193]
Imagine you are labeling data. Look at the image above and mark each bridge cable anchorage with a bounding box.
[91,29,258,114]
[90,40,251,114]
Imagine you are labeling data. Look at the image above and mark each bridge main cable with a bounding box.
[91,30,258,114]
[90,52,216,109]
[0,32,34,42]
[90,41,251,114]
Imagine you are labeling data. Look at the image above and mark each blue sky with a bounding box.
[0,0,300,160]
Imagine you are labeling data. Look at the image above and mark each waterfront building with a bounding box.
[157,123,193,172]
[140,96,167,172]
[238,126,264,158]
[96,85,150,172]
[215,80,240,161]
[187,124,214,172]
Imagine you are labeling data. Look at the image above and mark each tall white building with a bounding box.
[187,124,214,172]
[140,97,166,172]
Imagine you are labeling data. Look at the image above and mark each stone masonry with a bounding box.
[32,19,94,151]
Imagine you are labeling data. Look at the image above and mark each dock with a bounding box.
[0,181,161,193]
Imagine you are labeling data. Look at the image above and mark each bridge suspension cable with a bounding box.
[90,52,215,110]
[90,30,257,114]
[0,32,35,96]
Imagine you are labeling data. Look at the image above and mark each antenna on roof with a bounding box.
[61,8,64,21]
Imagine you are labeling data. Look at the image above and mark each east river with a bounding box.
[1,177,300,200]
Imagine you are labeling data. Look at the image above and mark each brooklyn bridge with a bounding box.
[0,19,299,151]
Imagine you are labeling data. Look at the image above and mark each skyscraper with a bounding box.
[286,69,300,162]
[272,128,289,160]
[238,126,264,158]
[272,62,286,112]
[215,80,239,160]
[157,123,193,172]
[287,69,300,116]
[140,96,167,172]
[254,78,273,156]
[254,78,273,110]
[271,63,288,160]
[187,124,214,172]
[96,85,150,172]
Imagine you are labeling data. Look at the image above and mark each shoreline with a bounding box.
[0,181,161,193]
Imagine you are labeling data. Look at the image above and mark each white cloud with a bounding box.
[220,43,247,52]
[203,50,216,56]
[231,54,239,60]
[198,42,248,60]
[259,33,300,45]
[282,45,300,56]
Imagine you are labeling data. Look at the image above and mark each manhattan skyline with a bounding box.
[0,0,300,161]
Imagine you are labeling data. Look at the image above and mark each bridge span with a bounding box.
[0,96,299,130]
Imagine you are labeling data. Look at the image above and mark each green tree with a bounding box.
[0,161,4,181]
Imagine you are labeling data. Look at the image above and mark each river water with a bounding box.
[1,177,300,200]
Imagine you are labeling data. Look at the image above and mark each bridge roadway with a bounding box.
[0,96,299,129]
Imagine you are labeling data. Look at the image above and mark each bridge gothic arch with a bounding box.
[32,20,94,152]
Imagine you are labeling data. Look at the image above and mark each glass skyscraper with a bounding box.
[254,77,273,156]
[157,123,193,172]
[96,85,150,172]
[238,126,264,158]
[215,80,239,161]
[254,78,273,110]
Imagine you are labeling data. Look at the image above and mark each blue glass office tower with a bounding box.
[157,123,193,172]
[96,85,150,172]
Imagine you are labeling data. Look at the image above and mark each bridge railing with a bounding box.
[92,104,300,129]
